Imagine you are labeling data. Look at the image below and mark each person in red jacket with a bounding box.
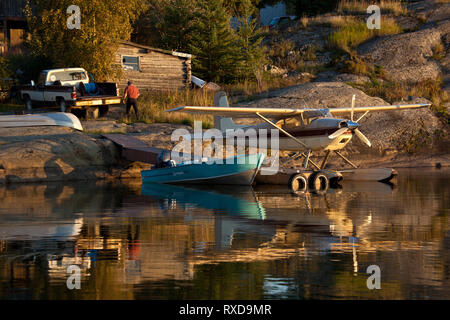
[123,80,140,116]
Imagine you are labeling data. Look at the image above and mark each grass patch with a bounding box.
[223,73,300,98]
[298,14,357,29]
[120,89,215,129]
[328,18,402,52]
[352,78,449,123]
[337,0,407,16]
[337,52,385,76]
[0,103,24,113]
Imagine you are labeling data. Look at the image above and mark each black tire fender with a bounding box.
[308,172,329,194]
[289,173,308,193]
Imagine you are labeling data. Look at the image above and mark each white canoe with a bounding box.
[339,168,398,182]
[0,112,83,131]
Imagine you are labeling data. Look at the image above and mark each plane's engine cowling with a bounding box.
[308,118,347,129]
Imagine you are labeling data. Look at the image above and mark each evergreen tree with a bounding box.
[234,0,266,82]
[189,0,240,83]
[135,0,197,53]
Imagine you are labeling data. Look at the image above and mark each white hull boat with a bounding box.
[0,112,83,131]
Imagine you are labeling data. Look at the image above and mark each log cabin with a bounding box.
[0,0,28,55]
[116,41,192,92]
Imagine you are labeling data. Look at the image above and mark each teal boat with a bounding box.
[141,153,265,185]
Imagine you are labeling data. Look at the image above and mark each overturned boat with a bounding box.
[0,112,83,131]
[141,153,265,185]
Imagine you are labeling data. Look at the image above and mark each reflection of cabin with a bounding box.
[0,0,28,54]
[115,41,192,91]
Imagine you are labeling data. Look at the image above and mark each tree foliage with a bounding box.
[134,0,197,53]
[234,0,266,81]
[138,0,266,83]
[25,0,145,81]
[189,0,241,83]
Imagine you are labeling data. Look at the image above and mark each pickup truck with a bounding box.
[18,68,122,118]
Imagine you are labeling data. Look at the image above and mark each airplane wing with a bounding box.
[166,106,325,118]
[167,106,305,117]
[167,103,430,118]
[328,103,431,113]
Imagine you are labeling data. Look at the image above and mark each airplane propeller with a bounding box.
[329,95,372,147]
[354,128,371,147]
[351,95,372,147]
[328,127,349,139]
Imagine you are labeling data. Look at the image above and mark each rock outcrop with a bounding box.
[0,127,120,184]
[358,28,443,83]
[236,82,449,155]
[0,122,192,184]
[237,82,387,109]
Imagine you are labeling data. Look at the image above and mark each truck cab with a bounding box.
[19,67,121,118]
[39,68,89,88]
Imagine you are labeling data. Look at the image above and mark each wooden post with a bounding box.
[3,20,8,53]
[185,58,192,89]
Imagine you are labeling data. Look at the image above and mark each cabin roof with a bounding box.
[119,41,192,59]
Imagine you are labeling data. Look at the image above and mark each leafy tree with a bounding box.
[189,0,241,83]
[25,0,145,81]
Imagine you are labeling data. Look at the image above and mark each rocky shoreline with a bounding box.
[1,0,449,185]
[0,119,448,185]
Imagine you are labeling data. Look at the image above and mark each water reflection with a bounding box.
[141,184,267,220]
[0,168,448,299]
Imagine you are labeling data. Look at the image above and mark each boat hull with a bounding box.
[0,113,83,131]
[141,153,265,185]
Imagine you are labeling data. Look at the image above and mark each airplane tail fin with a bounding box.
[213,91,244,131]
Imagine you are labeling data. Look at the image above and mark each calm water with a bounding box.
[0,168,449,300]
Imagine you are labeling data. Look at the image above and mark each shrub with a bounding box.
[121,89,214,128]
[432,42,445,60]
[266,40,299,70]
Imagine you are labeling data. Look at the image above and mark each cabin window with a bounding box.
[122,56,140,71]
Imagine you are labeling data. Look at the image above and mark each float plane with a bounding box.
[167,92,430,170]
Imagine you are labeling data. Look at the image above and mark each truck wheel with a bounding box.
[99,105,109,117]
[23,95,33,111]
[58,98,71,113]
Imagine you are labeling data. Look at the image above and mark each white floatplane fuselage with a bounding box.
[220,116,357,152]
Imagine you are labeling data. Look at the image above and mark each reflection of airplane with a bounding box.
[141,184,275,249]
[167,92,430,170]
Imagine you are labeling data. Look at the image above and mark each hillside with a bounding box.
[238,0,449,162]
